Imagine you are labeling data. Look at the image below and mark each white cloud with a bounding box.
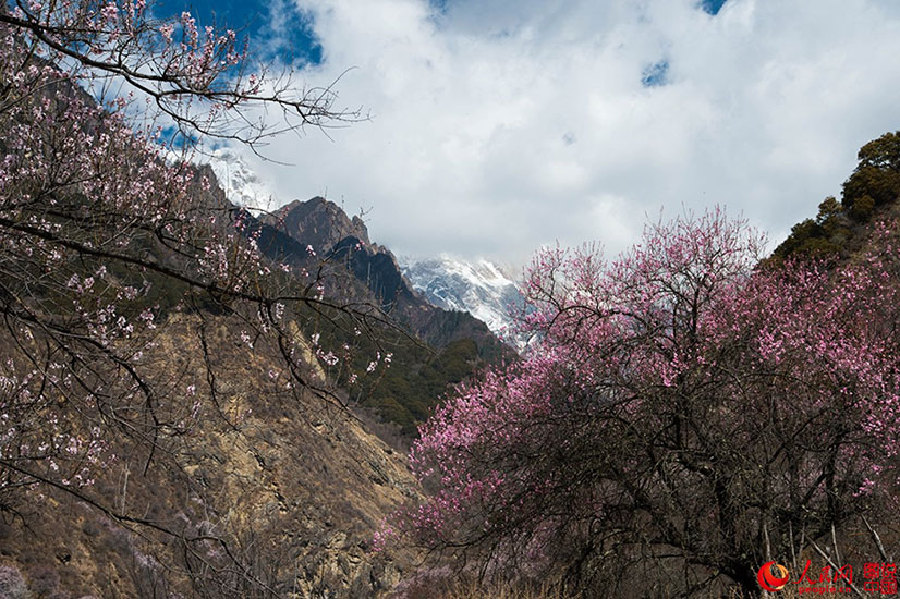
[226,0,900,268]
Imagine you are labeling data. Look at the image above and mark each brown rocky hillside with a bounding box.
[0,312,420,598]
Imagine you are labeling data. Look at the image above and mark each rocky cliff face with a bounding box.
[329,235,418,312]
[265,197,371,255]
[260,196,418,314]
[0,313,420,599]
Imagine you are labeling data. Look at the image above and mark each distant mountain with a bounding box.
[254,197,510,358]
[399,255,529,348]
[201,148,279,212]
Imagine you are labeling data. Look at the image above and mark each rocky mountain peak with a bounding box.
[264,197,371,254]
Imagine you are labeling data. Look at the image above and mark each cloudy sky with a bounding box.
[158,0,900,268]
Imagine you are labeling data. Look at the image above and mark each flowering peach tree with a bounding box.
[389,211,900,595]
[0,2,385,593]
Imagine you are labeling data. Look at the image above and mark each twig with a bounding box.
[789,521,797,573]
[809,540,864,598]
[831,523,841,566]
[862,516,891,562]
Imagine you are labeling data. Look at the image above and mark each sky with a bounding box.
[155,0,900,269]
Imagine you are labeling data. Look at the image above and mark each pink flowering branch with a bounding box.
[0,0,364,149]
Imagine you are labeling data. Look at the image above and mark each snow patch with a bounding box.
[200,148,279,213]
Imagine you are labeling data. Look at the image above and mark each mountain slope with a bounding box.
[0,313,419,598]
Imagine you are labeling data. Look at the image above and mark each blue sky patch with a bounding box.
[641,60,669,87]
[698,0,728,16]
[153,0,323,66]
[430,0,450,15]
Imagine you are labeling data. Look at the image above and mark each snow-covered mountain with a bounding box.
[400,255,528,347]
[201,148,278,213]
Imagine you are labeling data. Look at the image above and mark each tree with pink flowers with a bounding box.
[0,1,381,594]
[389,210,900,596]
